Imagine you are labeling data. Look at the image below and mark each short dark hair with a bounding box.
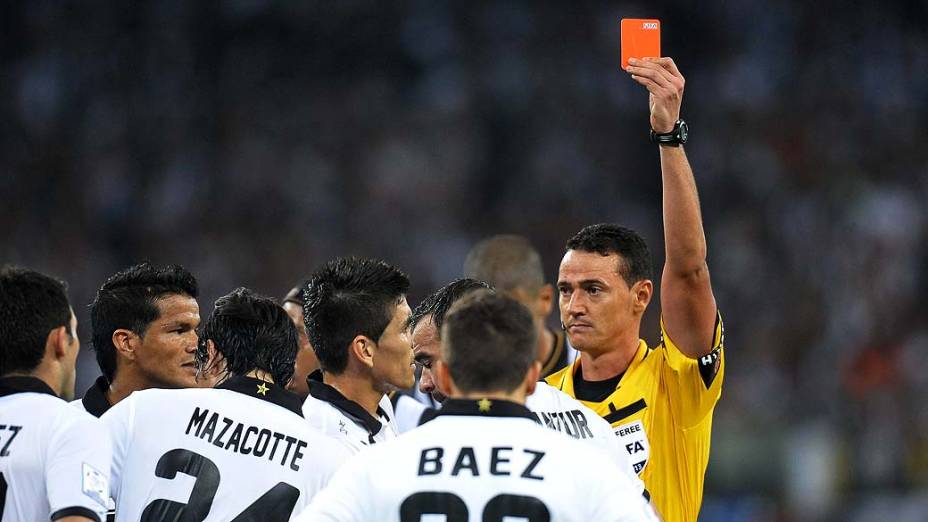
[302,257,410,374]
[442,291,537,394]
[197,288,298,386]
[0,266,73,375]
[565,224,652,285]
[464,235,545,292]
[90,262,199,382]
[407,279,493,335]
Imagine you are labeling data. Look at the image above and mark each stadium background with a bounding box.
[1,1,926,520]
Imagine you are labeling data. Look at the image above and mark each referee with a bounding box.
[546,56,724,522]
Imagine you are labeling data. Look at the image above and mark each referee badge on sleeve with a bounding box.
[81,462,109,508]
[614,420,650,475]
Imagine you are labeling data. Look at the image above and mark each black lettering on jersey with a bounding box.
[521,449,545,481]
[290,440,307,472]
[560,412,578,437]
[225,424,244,452]
[212,417,234,448]
[200,413,219,442]
[0,425,22,456]
[241,426,259,455]
[536,412,554,429]
[698,347,722,388]
[279,436,298,467]
[186,408,209,436]
[253,429,271,457]
[626,441,646,454]
[490,447,512,476]
[451,447,479,477]
[269,432,285,462]
[572,411,594,439]
[418,447,444,475]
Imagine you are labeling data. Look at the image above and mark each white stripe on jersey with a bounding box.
[0,377,111,522]
[101,380,352,521]
[299,399,657,522]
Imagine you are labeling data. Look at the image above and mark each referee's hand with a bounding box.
[626,57,685,134]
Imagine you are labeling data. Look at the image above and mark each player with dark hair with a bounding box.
[301,291,657,521]
[101,287,351,521]
[76,262,202,417]
[0,266,111,522]
[407,278,492,404]
[301,257,415,452]
[545,57,724,521]
[281,285,319,400]
[464,234,577,376]
[408,278,646,497]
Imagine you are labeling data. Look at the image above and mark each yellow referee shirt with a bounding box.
[545,314,724,522]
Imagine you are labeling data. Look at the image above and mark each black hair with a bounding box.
[565,224,653,285]
[441,291,537,394]
[406,278,493,335]
[464,235,545,293]
[90,262,198,383]
[197,287,298,386]
[302,257,410,374]
[0,266,73,375]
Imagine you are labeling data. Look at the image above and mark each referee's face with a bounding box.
[558,250,637,355]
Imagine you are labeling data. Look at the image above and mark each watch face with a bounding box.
[678,121,688,143]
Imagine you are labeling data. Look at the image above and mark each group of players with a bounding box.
[0,57,723,522]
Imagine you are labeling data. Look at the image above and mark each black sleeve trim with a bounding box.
[697,346,722,389]
[51,506,102,522]
[642,488,651,502]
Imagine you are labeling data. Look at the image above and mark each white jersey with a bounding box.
[388,392,428,434]
[101,376,352,522]
[0,377,111,522]
[301,399,658,522]
[302,371,399,453]
[527,381,646,496]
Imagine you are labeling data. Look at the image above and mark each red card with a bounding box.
[621,18,661,70]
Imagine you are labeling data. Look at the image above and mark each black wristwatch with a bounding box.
[649,119,688,146]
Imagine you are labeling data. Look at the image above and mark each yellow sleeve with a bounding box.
[659,312,725,428]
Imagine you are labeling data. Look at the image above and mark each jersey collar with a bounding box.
[81,375,112,418]
[430,398,536,421]
[307,370,388,437]
[0,376,58,398]
[217,375,304,417]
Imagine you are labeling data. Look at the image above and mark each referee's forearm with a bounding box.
[660,145,708,276]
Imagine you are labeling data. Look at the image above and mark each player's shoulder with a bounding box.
[528,380,566,403]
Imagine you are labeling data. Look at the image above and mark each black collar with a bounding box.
[307,370,388,437]
[81,376,112,418]
[0,376,58,398]
[426,398,536,423]
[217,375,304,418]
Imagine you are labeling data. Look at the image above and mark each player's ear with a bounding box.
[537,284,554,317]
[47,325,70,360]
[524,361,541,396]
[632,279,653,314]
[112,328,138,360]
[350,335,375,369]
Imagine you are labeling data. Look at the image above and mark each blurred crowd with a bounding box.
[2,1,927,520]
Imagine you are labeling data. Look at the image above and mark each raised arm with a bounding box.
[627,57,717,358]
